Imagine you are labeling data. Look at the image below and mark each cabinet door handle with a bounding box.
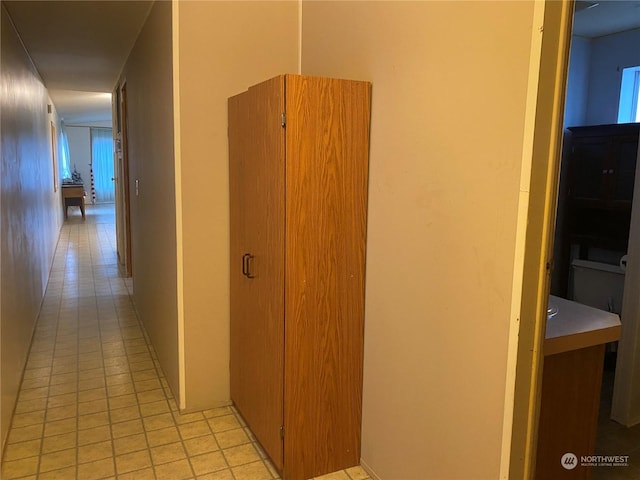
[242,253,249,277]
[242,253,255,279]
[246,254,255,279]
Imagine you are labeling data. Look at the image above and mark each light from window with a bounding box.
[618,66,640,124]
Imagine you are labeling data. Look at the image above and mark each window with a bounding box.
[618,66,640,124]
[59,121,72,180]
[90,128,115,203]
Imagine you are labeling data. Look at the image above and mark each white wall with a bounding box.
[613,143,640,425]
[564,36,591,127]
[586,28,640,125]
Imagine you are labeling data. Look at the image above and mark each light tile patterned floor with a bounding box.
[1,204,371,480]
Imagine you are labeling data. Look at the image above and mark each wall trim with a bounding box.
[172,0,187,411]
[509,1,575,478]
[499,2,547,478]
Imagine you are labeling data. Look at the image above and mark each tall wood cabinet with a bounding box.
[552,123,639,296]
[228,75,371,480]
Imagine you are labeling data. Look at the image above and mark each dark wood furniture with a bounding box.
[61,184,85,219]
[553,123,639,296]
[228,75,371,480]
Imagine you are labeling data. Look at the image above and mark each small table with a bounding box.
[61,184,85,219]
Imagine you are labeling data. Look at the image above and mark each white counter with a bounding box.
[545,295,622,356]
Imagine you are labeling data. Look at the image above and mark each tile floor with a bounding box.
[592,361,640,480]
[1,204,371,480]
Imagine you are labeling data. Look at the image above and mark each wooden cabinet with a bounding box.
[566,124,640,252]
[535,297,621,480]
[228,75,371,480]
[552,124,639,296]
[536,344,605,480]
[568,123,639,209]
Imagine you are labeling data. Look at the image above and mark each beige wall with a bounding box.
[301,2,537,478]
[54,2,561,476]
[175,1,298,410]
[117,1,180,401]
[1,4,63,452]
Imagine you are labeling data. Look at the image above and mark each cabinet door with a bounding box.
[570,136,610,203]
[570,131,639,207]
[228,76,286,470]
[611,134,638,205]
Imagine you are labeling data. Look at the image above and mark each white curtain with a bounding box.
[91,128,115,203]
[59,121,72,180]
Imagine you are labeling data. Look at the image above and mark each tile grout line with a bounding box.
[89,220,118,480]
[32,228,64,479]
[40,229,67,476]
[46,224,74,478]
[74,223,83,479]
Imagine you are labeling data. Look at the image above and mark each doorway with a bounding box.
[550,1,640,478]
[509,2,640,478]
[114,82,133,277]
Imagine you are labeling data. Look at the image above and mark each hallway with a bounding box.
[0,205,370,480]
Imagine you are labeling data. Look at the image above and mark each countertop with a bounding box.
[544,295,621,356]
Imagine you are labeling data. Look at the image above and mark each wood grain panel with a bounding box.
[535,345,605,480]
[228,75,286,471]
[283,75,371,480]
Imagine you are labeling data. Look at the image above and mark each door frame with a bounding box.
[509,1,574,478]
[114,81,133,277]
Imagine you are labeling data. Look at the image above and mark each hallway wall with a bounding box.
[116,1,181,404]
[0,4,63,453]
[174,1,298,410]
[115,0,298,413]
[108,2,552,477]
[301,2,539,478]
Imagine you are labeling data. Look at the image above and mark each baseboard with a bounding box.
[610,411,640,428]
[361,458,383,480]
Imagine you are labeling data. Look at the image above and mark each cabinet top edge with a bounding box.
[228,74,371,101]
[567,123,640,134]
[282,73,371,85]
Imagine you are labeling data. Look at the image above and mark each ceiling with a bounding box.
[2,0,152,125]
[573,0,640,38]
[2,0,639,125]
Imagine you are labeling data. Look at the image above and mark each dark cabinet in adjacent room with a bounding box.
[568,123,640,208]
[553,123,640,297]
[228,74,371,480]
